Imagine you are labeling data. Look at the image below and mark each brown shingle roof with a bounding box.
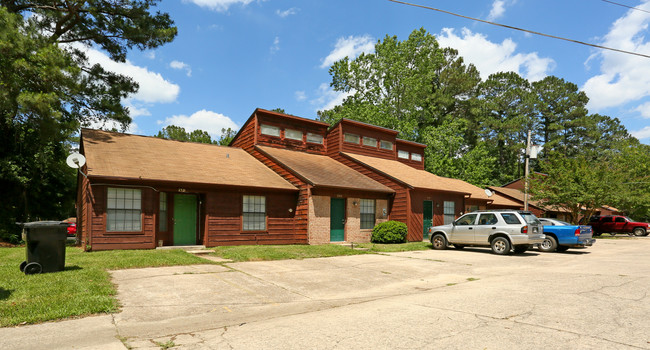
[342,153,471,196]
[488,186,543,209]
[81,129,297,191]
[256,146,393,193]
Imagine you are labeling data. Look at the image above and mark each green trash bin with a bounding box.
[19,221,69,275]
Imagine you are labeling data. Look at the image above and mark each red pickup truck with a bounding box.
[588,215,649,237]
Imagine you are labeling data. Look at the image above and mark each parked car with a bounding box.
[428,210,545,255]
[538,218,595,252]
[588,215,649,237]
[62,217,76,238]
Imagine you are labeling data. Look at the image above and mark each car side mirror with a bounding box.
[452,221,456,226]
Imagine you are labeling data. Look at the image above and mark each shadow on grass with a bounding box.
[0,287,13,300]
[64,265,82,271]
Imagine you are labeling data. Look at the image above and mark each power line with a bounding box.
[387,0,650,59]
[602,0,650,14]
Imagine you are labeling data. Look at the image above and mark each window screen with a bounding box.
[362,137,377,147]
[380,140,393,150]
[306,132,323,144]
[243,195,266,231]
[398,150,409,159]
[260,124,280,137]
[107,188,142,232]
[344,133,360,144]
[285,129,303,141]
[443,201,455,224]
[411,153,422,162]
[360,199,375,229]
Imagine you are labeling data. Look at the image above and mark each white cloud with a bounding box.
[487,0,507,21]
[84,119,139,134]
[635,102,650,118]
[631,126,650,140]
[582,1,650,111]
[437,27,555,81]
[80,46,180,104]
[270,36,280,54]
[124,101,151,118]
[146,51,156,59]
[295,90,307,101]
[320,35,375,69]
[185,0,254,12]
[170,60,192,77]
[276,7,298,18]
[312,83,353,111]
[158,110,239,139]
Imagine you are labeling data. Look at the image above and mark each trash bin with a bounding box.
[19,221,69,275]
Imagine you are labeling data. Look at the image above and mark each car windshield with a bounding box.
[520,213,541,225]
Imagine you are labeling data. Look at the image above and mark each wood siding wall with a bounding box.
[325,124,342,158]
[409,191,465,241]
[395,141,425,170]
[230,115,257,151]
[256,114,328,155]
[337,123,397,159]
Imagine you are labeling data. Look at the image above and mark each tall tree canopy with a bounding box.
[0,1,176,241]
[320,28,641,216]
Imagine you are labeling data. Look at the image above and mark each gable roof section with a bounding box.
[341,152,472,196]
[256,146,393,193]
[82,129,297,191]
[488,186,543,209]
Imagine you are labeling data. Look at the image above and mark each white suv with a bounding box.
[428,210,545,255]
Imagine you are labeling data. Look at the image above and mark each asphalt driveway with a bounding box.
[2,239,649,349]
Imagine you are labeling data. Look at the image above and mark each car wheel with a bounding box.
[431,234,448,250]
[454,244,465,250]
[633,228,645,237]
[19,260,27,272]
[609,232,616,236]
[539,236,558,252]
[593,232,602,237]
[556,246,569,252]
[490,237,511,255]
[513,245,528,254]
[24,262,42,275]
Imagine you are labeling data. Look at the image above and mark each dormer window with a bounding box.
[261,124,280,137]
[285,129,303,141]
[411,153,422,162]
[380,140,393,150]
[362,136,377,147]
[306,132,323,144]
[344,133,360,144]
[398,150,409,159]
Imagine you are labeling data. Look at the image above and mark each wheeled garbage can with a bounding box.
[19,221,69,275]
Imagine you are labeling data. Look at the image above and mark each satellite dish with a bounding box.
[66,153,86,169]
[484,189,493,197]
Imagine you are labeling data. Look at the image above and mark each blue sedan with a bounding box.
[538,218,596,252]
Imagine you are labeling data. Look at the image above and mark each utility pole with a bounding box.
[524,130,531,211]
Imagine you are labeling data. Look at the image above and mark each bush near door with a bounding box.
[371,221,408,244]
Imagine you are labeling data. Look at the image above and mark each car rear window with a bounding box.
[521,213,541,225]
[500,213,521,224]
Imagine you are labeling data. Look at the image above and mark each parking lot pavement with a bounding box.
[2,239,650,349]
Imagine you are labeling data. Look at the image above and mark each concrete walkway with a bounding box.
[2,239,649,349]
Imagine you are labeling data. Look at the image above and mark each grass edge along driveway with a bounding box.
[1,242,431,327]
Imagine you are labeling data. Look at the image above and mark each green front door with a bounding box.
[423,200,433,240]
[330,198,345,242]
[173,194,197,246]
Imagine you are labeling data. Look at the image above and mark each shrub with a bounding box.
[371,221,408,244]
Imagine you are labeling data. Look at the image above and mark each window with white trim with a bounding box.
[285,128,303,141]
[362,136,377,147]
[306,132,323,144]
[411,153,422,162]
[260,124,280,137]
[344,133,360,144]
[443,201,455,225]
[360,199,375,229]
[380,140,393,150]
[159,192,168,232]
[107,188,142,232]
[243,195,266,231]
[398,150,409,159]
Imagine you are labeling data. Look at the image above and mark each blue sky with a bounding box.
[86,0,650,144]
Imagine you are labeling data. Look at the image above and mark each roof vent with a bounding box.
[226,153,229,158]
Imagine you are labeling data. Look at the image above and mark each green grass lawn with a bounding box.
[211,242,432,262]
[0,247,214,327]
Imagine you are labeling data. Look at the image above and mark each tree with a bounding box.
[217,128,237,146]
[530,153,619,223]
[156,126,238,146]
[611,142,650,221]
[1,1,177,241]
